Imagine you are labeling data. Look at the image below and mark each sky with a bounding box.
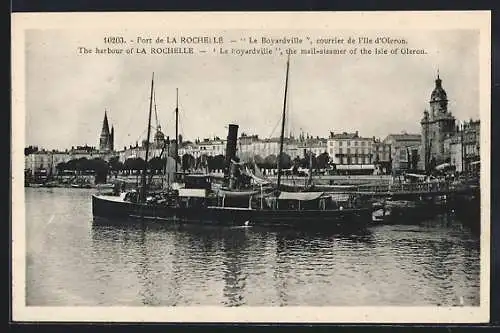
[25,29,480,151]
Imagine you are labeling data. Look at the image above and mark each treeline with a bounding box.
[54,151,332,175]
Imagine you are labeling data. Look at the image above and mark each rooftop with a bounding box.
[384,133,422,141]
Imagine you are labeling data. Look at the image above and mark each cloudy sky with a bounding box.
[25,29,479,150]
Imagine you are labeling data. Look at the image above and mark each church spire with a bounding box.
[99,109,112,152]
[435,69,442,88]
[101,110,110,135]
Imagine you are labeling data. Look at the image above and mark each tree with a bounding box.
[24,146,39,156]
[135,157,146,173]
[299,157,308,169]
[75,157,89,174]
[56,161,67,172]
[254,154,265,168]
[124,157,145,174]
[212,154,225,171]
[91,158,109,183]
[317,152,330,170]
[149,156,164,174]
[55,162,67,177]
[181,154,195,171]
[312,155,318,171]
[279,153,292,169]
[123,158,134,174]
[206,155,215,171]
[108,156,123,173]
[194,154,208,170]
[292,156,301,167]
[65,159,78,171]
[264,154,277,170]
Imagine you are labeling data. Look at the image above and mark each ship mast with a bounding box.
[276,54,290,192]
[175,88,179,173]
[140,72,155,203]
[308,143,313,187]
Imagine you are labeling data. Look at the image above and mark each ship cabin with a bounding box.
[177,188,208,208]
[174,172,212,190]
[257,191,360,211]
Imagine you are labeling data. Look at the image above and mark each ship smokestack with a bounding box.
[224,124,239,187]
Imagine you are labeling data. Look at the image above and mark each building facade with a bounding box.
[420,73,456,171]
[444,119,480,173]
[327,131,375,174]
[462,119,480,172]
[372,139,392,174]
[296,137,327,158]
[25,145,103,176]
[327,131,373,165]
[383,133,421,172]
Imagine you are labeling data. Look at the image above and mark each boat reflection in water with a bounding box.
[90,222,376,306]
[89,210,479,307]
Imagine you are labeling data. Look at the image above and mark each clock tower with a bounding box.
[420,72,456,171]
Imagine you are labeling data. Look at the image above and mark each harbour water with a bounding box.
[25,187,480,306]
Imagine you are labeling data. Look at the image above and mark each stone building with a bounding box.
[372,139,392,174]
[383,133,421,173]
[461,119,480,172]
[420,73,456,171]
[327,131,375,174]
[444,119,480,173]
[25,145,102,177]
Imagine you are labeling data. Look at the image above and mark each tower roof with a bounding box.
[101,111,110,135]
[430,72,447,102]
[154,127,165,141]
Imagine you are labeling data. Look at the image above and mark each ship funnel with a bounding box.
[224,124,239,183]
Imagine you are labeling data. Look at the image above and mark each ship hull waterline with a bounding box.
[92,194,371,230]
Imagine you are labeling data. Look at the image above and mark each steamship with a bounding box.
[92,60,372,230]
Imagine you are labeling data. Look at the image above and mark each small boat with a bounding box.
[42,181,59,188]
[96,183,115,190]
[370,199,438,224]
[71,183,92,189]
[215,188,259,198]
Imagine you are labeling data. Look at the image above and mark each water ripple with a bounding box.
[25,188,480,306]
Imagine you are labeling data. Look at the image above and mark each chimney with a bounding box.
[224,124,239,179]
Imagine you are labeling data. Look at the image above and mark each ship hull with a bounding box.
[92,194,370,230]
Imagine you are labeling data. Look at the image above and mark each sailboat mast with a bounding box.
[140,72,155,202]
[277,55,290,191]
[153,89,159,130]
[175,88,179,173]
[308,144,313,186]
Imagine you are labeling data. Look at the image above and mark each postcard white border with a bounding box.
[12,11,491,323]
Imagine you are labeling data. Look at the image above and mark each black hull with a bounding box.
[92,194,370,230]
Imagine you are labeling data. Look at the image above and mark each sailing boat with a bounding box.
[92,63,371,230]
[92,74,224,223]
[92,73,179,220]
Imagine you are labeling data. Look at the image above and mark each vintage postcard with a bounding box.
[12,11,490,323]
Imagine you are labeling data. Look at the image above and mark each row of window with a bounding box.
[329,148,372,155]
[338,157,372,165]
[328,140,374,147]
